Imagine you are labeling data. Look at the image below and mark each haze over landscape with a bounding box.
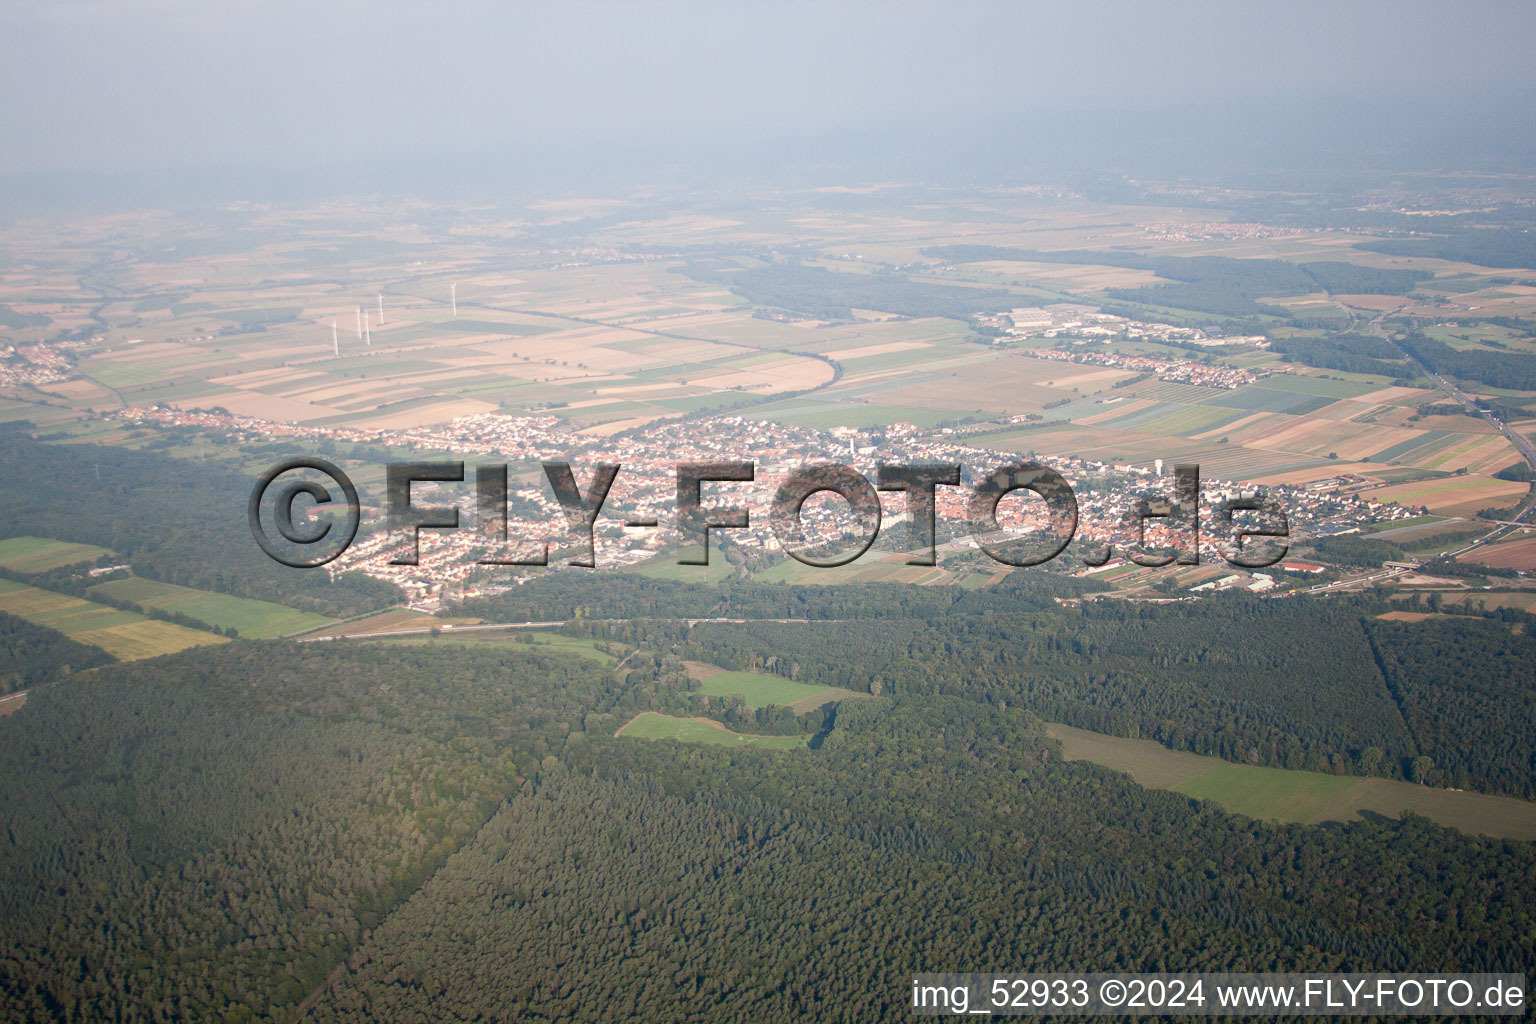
[4,1,1536,190]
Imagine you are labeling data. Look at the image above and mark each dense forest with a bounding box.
[1355,229,1536,271]
[1268,332,1409,377]
[1365,616,1536,796]
[1307,535,1412,567]
[1396,331,1536,391]
[311,722,1533,1023]
[1,641,1532,1023]
[1292,260,1433,295]
[599,590,1535,796]
[467,570,1536,795]
[921,247,1431,317]
[0,643,606,1022]
[679,602,1398,764]
[459,566,1106,624]
[0,427,399,618]
[0,610,113,694]
[674,261,1015,320]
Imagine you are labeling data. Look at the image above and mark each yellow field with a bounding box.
[0,579,222,661]
[73,621,225,661]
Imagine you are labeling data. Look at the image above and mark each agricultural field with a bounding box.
[87,577,334,638]
[880,356,1532,490]
[1048,723,1536,840]
[614,712,809,749]
[1370,475,1528,516]
[633,555,739,584]
[1258,373,1379,399]
[1374,610,1444,623]
[13,233,839,435]
[0,578,222,661]
[0,536,113,573]
[753,554,949,587]
[71,620,227,662]
[1178,763,1363,823]
[1458,533,1536,571]
[685,662,868,712]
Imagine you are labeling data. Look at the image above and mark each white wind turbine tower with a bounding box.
[331,321,339,357]
[364,310,372,348]
[377,292,385,326]
[450,282,457,317]
[355,305,363,340]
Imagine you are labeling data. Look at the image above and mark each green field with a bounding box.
[633,555,739,583]
[1048,723,1536,841]
[1178,763,1360,821]
[0,578,223,661]
[0,398,75,424]
[1260,374,1377,398]
[689,664,868,711]
[0,536,114,573]
[616,712,809,749]
[78,359,179,389]
[1137,405,1249,436]
[88,577,333,639]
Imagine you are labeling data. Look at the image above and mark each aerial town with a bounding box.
[117,404,1423,609]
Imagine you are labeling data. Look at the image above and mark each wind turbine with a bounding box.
[377,292,385,326]
[364,310,372,348]
[450,282,457,317]
[332,321,339,357]
[355,305,363,340]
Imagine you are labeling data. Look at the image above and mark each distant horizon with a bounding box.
[4,0,1536,194]
[3,87,1535,215]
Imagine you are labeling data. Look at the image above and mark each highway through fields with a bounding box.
[1370,310,1536,556]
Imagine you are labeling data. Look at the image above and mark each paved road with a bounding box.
[302,617,822,642]
[1309,566,1412,593]
[300,621,565,641]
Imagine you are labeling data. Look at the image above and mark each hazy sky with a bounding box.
[2,0,1534,177]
